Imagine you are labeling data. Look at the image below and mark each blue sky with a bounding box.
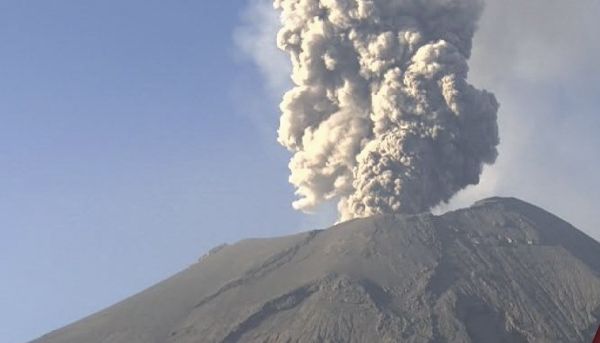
[0,2,331,342]
[1,1,599,342]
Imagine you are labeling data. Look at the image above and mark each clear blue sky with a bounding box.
[0,2,332,342]
[1,1,598,343]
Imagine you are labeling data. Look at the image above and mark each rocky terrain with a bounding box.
[32,197,600,342]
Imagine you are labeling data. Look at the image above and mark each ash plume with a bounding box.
[274,0,499,221]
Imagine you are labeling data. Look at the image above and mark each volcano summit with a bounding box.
[32,198,600,343]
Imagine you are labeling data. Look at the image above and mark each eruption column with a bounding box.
[274,0,499,220]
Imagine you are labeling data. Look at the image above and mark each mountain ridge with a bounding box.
[32,197,600,343]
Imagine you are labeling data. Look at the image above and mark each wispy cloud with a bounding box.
[233,0,290,96]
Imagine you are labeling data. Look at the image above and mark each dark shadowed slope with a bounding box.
[31,197,600,343]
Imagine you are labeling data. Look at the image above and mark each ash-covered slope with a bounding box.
[32,198,600,343]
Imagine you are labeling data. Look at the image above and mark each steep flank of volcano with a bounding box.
[32,197,600,343]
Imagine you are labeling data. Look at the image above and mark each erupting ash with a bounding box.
[274,0,499,220]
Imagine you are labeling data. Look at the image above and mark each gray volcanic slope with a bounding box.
[32,197,600,343]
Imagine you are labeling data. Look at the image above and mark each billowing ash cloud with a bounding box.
[274,0,499,221]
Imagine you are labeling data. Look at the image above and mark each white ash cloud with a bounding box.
[273,0,499,220]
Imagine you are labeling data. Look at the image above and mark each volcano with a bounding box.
[31,197,600,342]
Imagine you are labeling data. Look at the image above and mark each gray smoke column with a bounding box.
[274,0,499,221]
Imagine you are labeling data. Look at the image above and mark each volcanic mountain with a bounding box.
[31,197,600,342]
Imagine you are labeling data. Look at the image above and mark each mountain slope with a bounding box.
[32,197,600,343]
